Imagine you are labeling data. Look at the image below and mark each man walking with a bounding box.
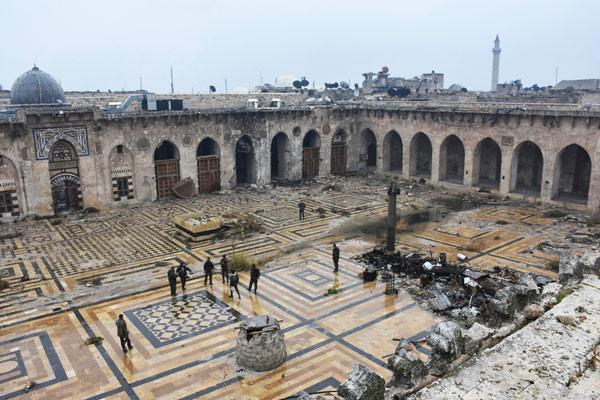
[220,255,229,284]
[248,263,261,294]
[229,269,241,298]
[332,243,340,273]
[167,266,178,296]
[298,201,306,221]
[204,257,214,286]
[115,314,133,353]
[176,261,192,291]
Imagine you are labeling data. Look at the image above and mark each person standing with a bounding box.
[176,261,192,291]
[248,263,261,294]
[204,257,214,286]
[229,269,241,298]
[298,201,306,221]
[115,314,133,353]
[167,266,178,296]
[332,243,340,273]
[220,255,229,284]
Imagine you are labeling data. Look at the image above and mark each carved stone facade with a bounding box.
[1,103,599,217]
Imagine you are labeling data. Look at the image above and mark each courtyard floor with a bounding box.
[0,176,566,399]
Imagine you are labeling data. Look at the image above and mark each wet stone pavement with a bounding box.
[0,175,576,399]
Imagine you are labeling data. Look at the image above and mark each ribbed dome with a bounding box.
[10,66,65,105]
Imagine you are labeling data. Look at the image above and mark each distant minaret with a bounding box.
[491,35,501,91]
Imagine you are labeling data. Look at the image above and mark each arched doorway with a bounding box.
[511,141,543,196]
[409,132,432,178]
[359,129,377,170]
[302,130,320,179]
[197,138,221,193]
[552,144,591,203]
[109,145,135,201]
[439,135,465,183]
[235,135,255,185]
[383,130,403,172]
[331,129,347,175]
[472,138,501,189]
[271,132,290,181]
[0,154,21,216]
[49,140,82,213]
[154,141,180,200]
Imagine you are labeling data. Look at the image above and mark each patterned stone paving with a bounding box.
[0,176,571,399]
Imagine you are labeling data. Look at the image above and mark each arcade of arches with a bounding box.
[0,128,597,217]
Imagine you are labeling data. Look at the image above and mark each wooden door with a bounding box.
[155,160,180,200]
[52,179,81,213]
[198,155,221,193]
[302,147,320,179]
[331,144,347,175]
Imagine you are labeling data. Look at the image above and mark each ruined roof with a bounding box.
[554,79,600,90]
[10,66,66,105]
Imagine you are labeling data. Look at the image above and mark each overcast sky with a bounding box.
[2,0,599,93]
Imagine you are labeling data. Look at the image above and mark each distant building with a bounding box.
[554,79,600,91]
[362,67,444,94]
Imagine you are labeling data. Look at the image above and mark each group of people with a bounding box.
[166,255,262,299]
[117,244,339,353]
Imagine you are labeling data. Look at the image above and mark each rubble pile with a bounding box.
[353,249,559,328]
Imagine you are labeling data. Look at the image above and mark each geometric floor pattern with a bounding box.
[0,176,569,399]
[125,291,242,347]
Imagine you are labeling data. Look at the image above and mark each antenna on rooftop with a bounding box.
[170,67,174,94]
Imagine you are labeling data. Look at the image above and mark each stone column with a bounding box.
[386,182,400,253]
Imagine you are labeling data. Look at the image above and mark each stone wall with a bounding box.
[1,103,600,216]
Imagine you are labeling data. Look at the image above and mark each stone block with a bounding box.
[338,364,385,400]
[386,339,428,387]
[579,251,600,274]
[559,253,583,283]
[463,322,494,354]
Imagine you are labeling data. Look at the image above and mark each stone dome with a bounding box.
[10,66,65,105]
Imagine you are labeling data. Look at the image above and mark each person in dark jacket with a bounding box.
[298,201,306,221]
[176,262,192,291]
[248,263,261,294]
[167,266,178,296]
[332,243,340,272]
[115,314,133,353]
[204,257,214,285]
[220,255,229,284]
[229,269,241,298]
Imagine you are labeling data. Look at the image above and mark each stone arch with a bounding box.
[472,137,502,189]
[302,130,320,179]
[197,137,221,193]
[409,132,432,178]
[510,140,543,196]
[109,145,135,201]
[383,130,403,172]
[271,132,291,181]
[0,154,21,216]
[49,139,82,213]
[331,129,348,175]
[235,135,256,185]
[552,144,592,203]
[359,129,377,170]
[154,140,180,200]
[439,134,465,183]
